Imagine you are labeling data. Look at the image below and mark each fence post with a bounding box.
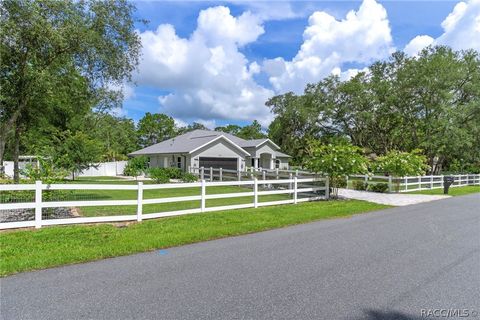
[35,180,42,229]
[430,175,434,189]
[137,182,143,222]
[289,173,293,191]
[404,177,408,191]
[201,167,204,180]
[293,176,298,204]
[346,175,349,189]
[201,179,206,212]
[262,170,266,188]
[210,167,213,182]
[388,176,392,193]
[364,175,368,184]
[219,168,223,182]
[276,168,279,180]
[418,176,421,190]
[441,175,444,188]
[254,177,258,208]
[237,170,241,182]
[325,176,330,199]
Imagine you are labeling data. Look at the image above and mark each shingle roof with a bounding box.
[129,129,286,156]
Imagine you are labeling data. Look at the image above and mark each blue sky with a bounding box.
[120,0,479,128]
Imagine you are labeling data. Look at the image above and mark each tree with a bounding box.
[177,122,208,134]
[215,124,241,135]
[55,132,103,180]
[0,0,141,181]
[88,113,138,160]
[237,120,267,139]
[304,140,369,197]
[375,149,429,177]
[267,46,480,173]
[137,113,177,148]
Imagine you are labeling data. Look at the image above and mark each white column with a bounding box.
[270,158,274,170]
[137,182,143,222]
[201,179,206,212]
[35,181,42,229]
[254,158,259,169]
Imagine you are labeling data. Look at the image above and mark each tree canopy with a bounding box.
[267,46,480,173]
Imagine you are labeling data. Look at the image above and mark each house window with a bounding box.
[275,160,281,169]
[251,158,255,167]
[177,157,182,168]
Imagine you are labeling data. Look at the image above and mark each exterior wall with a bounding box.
[148,154,188,171]
[190,140,246,171]
[276,158,289,170]
[254,142,277,158]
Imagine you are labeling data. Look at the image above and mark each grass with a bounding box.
[406,185,480,196]
[0,199,389,276]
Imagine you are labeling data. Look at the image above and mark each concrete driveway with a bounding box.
[1,193,479,320]
[338,188,450,206]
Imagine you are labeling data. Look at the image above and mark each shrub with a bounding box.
[181,173,197,183]
[352,180,368,191]
[147,167,170,183]
[164,167,183,179]
[124,156,149,177]
[368,182,389,193]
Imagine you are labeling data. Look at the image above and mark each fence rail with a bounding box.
[0,176,328,230]
[188,166,317,182]
[348,174,480,192]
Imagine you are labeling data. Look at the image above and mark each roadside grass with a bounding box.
[406,185,480,196]
[0,200,389,276]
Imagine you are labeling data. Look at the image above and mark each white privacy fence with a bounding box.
[74,161,127,177]
[0,176,328,230]
[348,174,480,192]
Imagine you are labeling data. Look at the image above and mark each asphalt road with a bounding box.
[1,194,479,320]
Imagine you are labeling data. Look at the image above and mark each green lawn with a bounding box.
[406,185,480,196]
[0,200,389,276]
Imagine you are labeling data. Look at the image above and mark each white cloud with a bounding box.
[403,35,435,56]
[265,0,394,93]
[404,0,480,55]
[135,6,274,126]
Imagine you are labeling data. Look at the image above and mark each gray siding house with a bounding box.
[129,129,290,172]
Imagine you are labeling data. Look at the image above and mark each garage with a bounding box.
[199,157,238,170]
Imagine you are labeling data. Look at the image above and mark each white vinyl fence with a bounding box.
[348,174,480,192]
[74,161,127,177]
[189,166,317,182]
[0,176,328,230]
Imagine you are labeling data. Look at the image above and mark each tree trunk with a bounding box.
[13,126,20,183]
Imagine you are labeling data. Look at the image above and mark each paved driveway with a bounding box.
[338,188,450,206]
[1,193,479,320]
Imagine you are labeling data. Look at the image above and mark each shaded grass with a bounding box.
[406,185,480,196]
[0,200,389,276]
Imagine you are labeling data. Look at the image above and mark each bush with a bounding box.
[147,168,170,183]
[124,156,149,177]
[163,167,183,179]
[368,182,389,193]
[181,173,197,183]
[352,180,368,191]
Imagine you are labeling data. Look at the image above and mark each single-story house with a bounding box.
[129,129,290,172]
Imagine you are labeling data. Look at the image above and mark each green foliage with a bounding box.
[375,149,429,177]
[181,173,198,183]
[0,0,141,179]
[55,132,103,179]
[367,183,390,193]
[304,140,369,197]
[266,47,480,173]
[147,168,170,184]
[124,156,149,177]
[163,167,183,179]
[22,158,67,184]
[352,180,368,191]
[137,113,177,148]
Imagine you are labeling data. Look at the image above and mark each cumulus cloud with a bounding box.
[404,0,480,55]
[265,0,394,93]
[135,6,274,126]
